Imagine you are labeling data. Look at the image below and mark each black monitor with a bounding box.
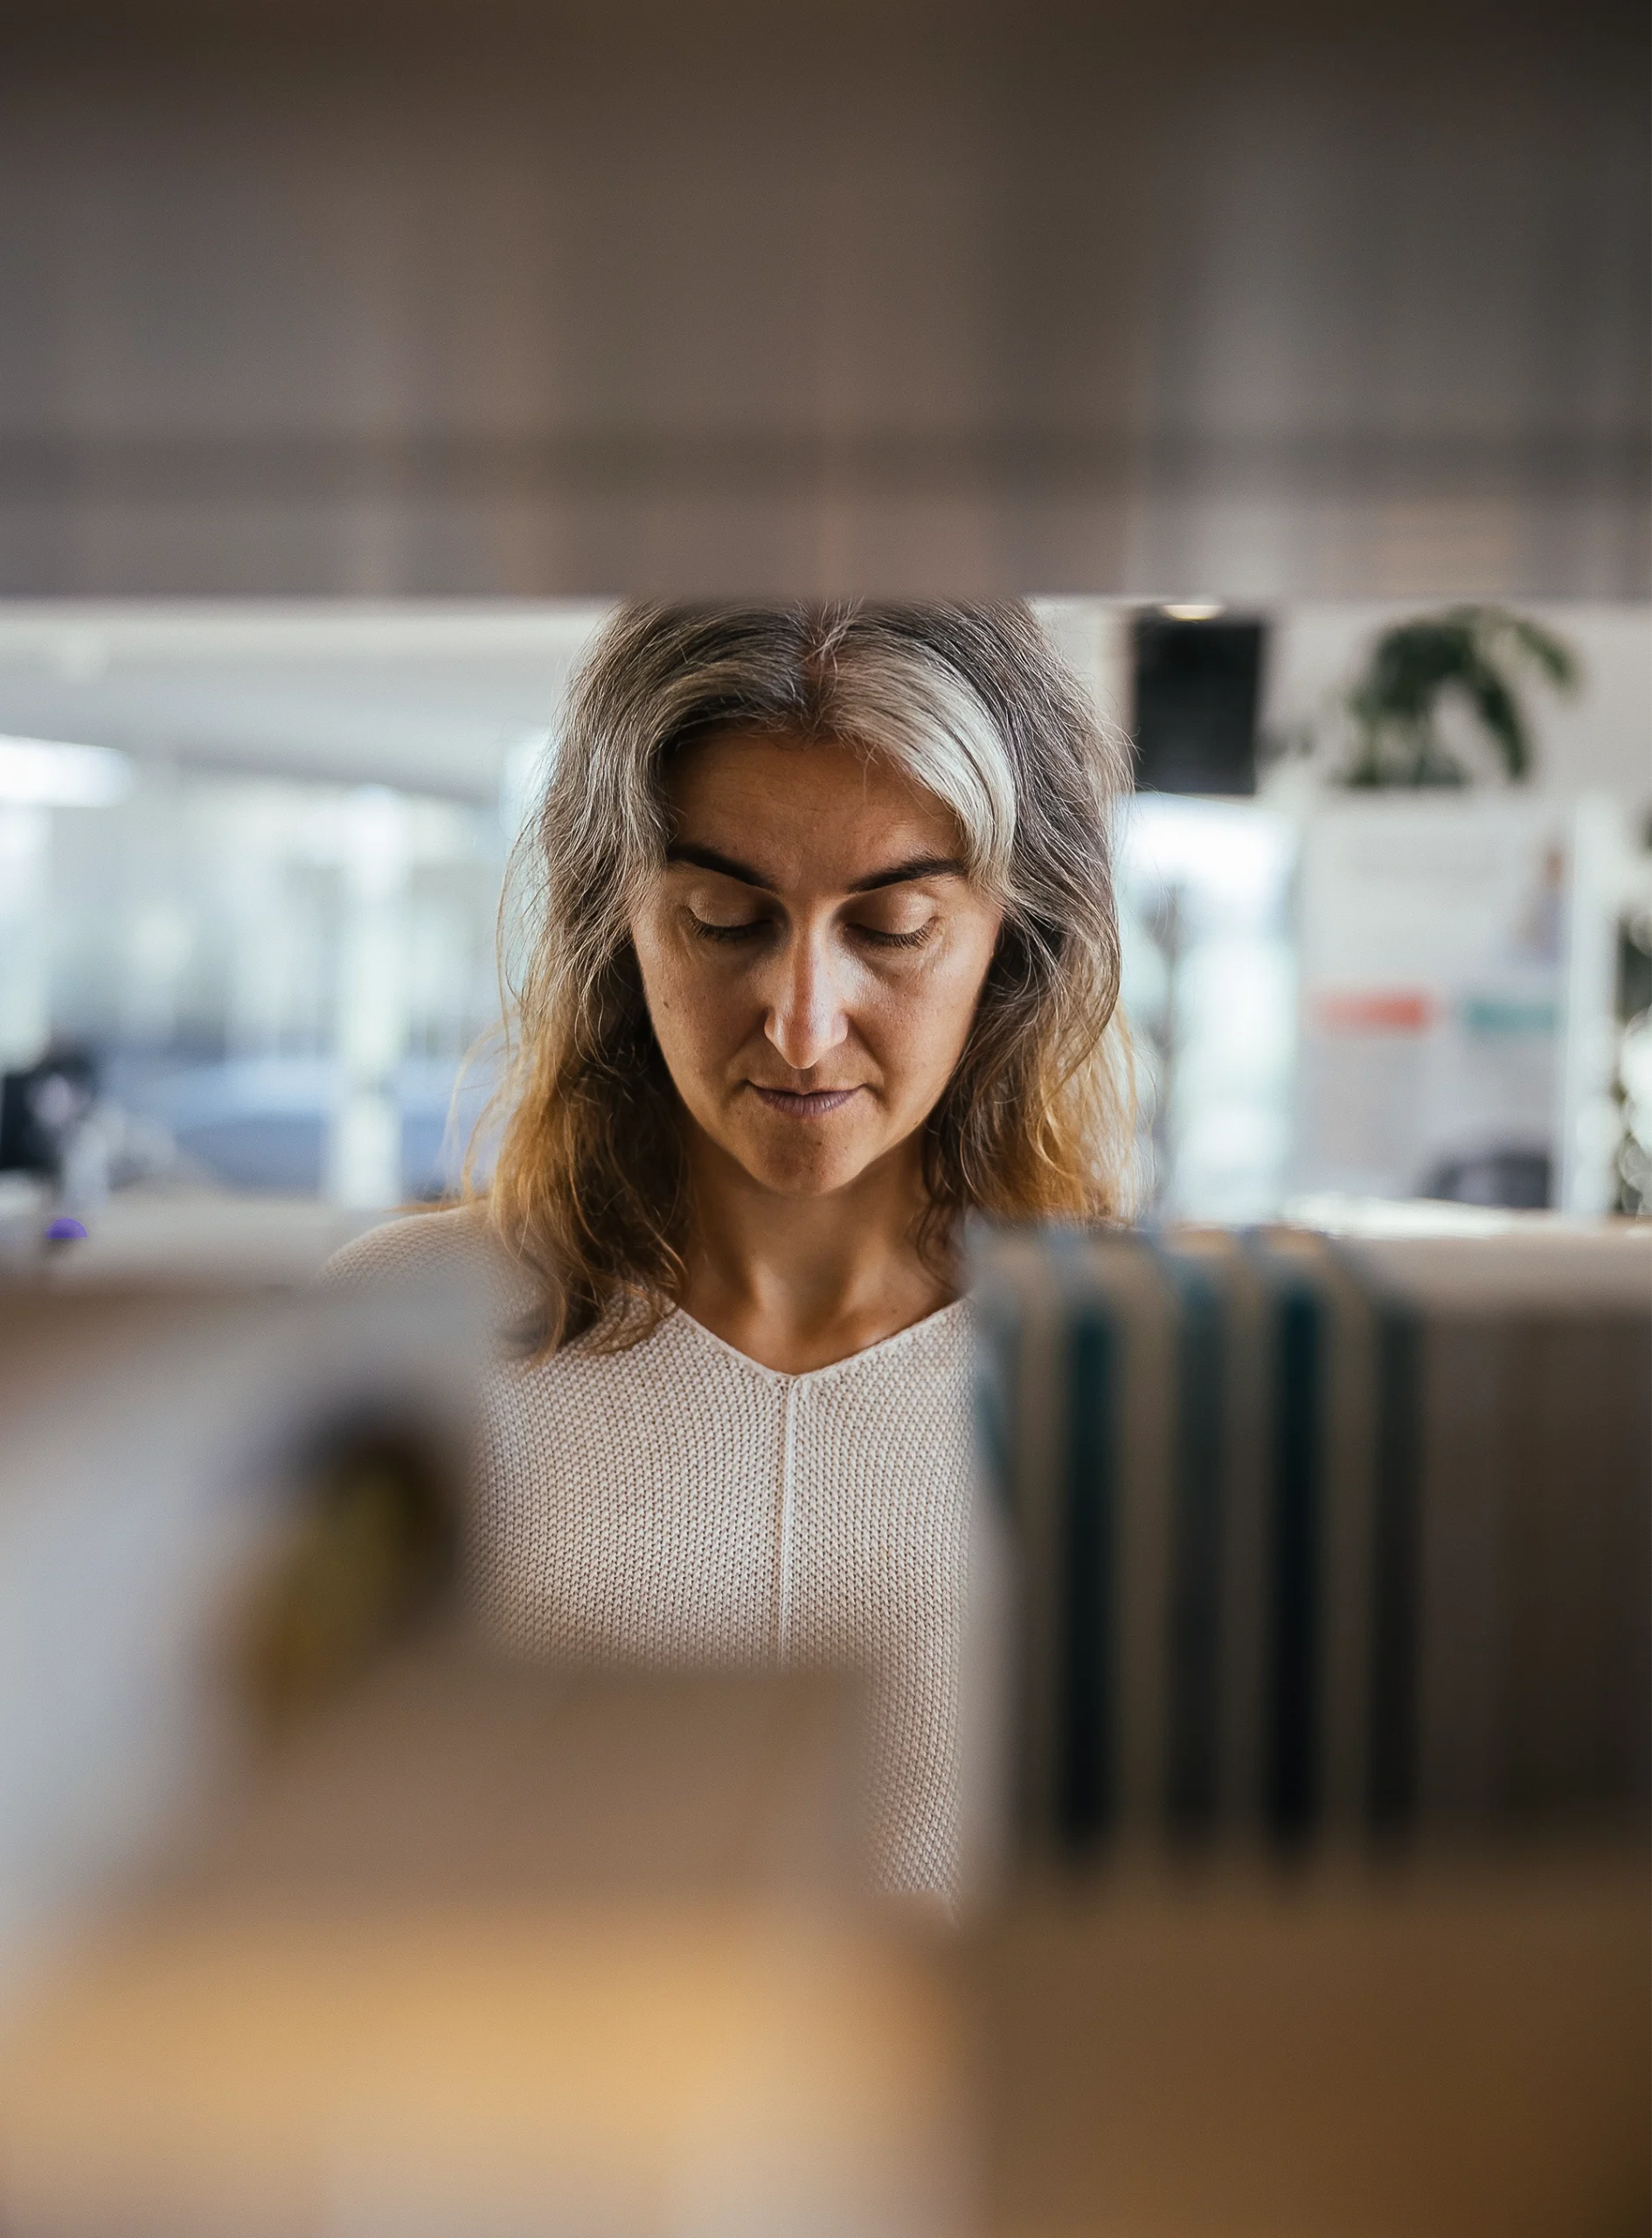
[1130,611,1266,795]
[0,1048,97,1179]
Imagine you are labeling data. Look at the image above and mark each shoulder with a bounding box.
[317,1203,543,1330]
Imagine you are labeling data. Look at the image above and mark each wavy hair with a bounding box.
[479,601,1133,1351]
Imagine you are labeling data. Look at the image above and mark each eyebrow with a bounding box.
[665,843,968,894]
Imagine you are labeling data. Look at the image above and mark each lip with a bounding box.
[747,1085,863,1118]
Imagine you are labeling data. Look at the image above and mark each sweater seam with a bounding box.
[777,1378,797,1654]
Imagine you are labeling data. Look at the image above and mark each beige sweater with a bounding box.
[321,1208,979,1899]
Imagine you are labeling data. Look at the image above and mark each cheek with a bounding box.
[630,916,742,1072]
[628,915,670,1020]
[878,932,998,1085]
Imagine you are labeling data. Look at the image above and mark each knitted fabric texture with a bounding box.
[321,1208,975,1899]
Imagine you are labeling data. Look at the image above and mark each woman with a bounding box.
[327,601,1132,1897]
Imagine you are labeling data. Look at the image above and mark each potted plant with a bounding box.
[1339,605,1578,788]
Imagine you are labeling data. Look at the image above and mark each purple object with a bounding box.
[45,1217,88,1242]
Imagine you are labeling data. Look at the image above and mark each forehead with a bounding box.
[663,730,961,858]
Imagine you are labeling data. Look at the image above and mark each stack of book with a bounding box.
[973,1221,1651,1857]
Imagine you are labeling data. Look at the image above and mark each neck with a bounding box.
[677,1129,955,1374]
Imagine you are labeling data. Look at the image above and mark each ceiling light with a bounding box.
[0,735,133,807]
[1162,601,1225,622]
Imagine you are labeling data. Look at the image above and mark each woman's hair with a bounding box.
[480,601,1134,1351]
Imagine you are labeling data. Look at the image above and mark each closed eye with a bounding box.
[689,914,769,945]
[854,921,935,951]
[687,913,935,951]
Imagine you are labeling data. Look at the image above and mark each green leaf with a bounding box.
[1338,604,1578,789]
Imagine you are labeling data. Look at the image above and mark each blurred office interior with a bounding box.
[0,594,1647,1242]
[2,0,1647,1247]
[0,3,1648,2234]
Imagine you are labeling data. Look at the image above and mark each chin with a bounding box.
[732,1124,880,1199]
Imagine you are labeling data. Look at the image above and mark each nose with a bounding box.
[762,923,850,1074]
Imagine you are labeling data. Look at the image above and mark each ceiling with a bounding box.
[0,602,613,801]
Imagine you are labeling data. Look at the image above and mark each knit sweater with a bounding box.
[320,1207,980,1899]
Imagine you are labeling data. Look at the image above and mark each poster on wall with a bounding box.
[1293,798,1567,1206]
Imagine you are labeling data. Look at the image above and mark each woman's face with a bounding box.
[629,730,1004,1200]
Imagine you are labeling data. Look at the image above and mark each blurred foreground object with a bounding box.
[0,1268,478,1987]
[179,1651,872,1908]
[0,1217,1646,2234]
[976,1218,1650,1856]
[0,1904,961,2238]
[0,1269,959,2236]
[970,1852,1648,2238]
[3,1845,1642,2238]
[0,0,1643,599]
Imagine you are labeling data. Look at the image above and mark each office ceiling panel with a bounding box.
[0,603,611,798]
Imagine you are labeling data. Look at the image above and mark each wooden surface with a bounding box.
[0,1903,963,2237]
[965,1852,1650,2238]
[1,1851,1644,2236]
